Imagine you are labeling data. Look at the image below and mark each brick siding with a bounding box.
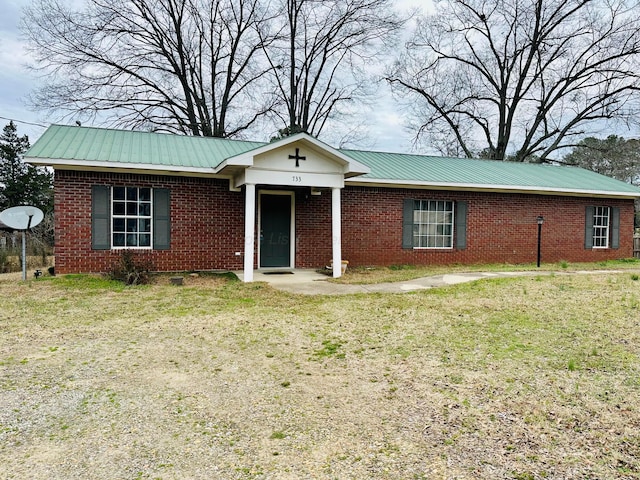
[54,171,635,273]
[341,187,634,266]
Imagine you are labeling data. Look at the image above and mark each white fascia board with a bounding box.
[214,155,255,172]
[26,157,226,178]
[346,178,640,199]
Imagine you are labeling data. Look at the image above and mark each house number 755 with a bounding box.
[292,175,302,183]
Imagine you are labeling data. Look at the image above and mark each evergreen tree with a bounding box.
[562,136,640,186]
[0,122,53,213]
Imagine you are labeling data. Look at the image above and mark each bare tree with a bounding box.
[22,0,277,137]
[387,0,640,162]
[265,0,404,140]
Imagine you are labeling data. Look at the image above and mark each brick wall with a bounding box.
[54,171,636,273]
[54,171,246,273]
[341,187,635,266]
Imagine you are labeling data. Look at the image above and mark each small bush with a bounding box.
[109,250,154,285]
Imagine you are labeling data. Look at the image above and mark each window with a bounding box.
[111,187,152,248]
[92,186,170,251]
[412,200,454,249]
[592,206,610,248]
[585,205,619,250]
[403,199,466,250]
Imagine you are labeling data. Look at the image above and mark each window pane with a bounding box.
[113,187,126,200]
[113,202,125,215]
[126,219,138,232]
[126,234,138,246]
[127,187,138,201]
[113,218,125,232]
[139,188,151,201]
[126,202,137,215]
[139,203,151,217]
[139,234,151,247]
[139,218,151,233]
[113,233,125,247]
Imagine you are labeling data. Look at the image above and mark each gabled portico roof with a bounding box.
[214,132,370,178]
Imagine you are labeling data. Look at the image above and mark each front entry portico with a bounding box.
[215,133,370,282]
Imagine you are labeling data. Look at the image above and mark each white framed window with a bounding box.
[412,200,454,249]
[592,206,610,248]
[111,187,152,248]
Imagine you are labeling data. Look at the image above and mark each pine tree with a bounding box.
[0,122,53,213]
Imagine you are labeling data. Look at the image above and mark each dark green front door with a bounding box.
[260,194,292,268]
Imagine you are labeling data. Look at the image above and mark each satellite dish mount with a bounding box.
[0,206,45,281]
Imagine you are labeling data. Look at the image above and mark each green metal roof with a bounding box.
[26,124,264,169]
[26,125,640,197]
[341,149,640,195]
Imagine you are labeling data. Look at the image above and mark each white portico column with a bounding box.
[331,187,342,278]
[243,183,256,282]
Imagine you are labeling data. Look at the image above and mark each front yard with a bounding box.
[1,270,639,479]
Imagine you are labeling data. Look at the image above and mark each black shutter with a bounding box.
[611,207,620,249]
[455,201,468,250]
[92,185,111,250]
[584,206,594,249]
[153,188,170,250]
[402,199,414,249]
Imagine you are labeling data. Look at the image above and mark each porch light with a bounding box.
[536,216,544,267]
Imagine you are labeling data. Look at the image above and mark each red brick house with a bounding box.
[25,125,640,281]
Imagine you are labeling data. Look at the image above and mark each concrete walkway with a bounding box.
[234,268,629,295]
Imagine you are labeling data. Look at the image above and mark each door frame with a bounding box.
[258,190,295,269]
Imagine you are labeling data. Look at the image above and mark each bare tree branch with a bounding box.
[387,0,640,162]
[22,0,278,138]
[266,0,405,139]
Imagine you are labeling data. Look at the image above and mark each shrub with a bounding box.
[109,250,153,285]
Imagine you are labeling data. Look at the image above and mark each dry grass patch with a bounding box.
[1,271,640,479]
[335,258,640,284]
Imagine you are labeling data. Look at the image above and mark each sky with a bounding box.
[0,0,430,153]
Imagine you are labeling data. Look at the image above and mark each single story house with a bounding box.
[25,125,640,281]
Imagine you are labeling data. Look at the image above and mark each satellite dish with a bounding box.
[0,206,44,230]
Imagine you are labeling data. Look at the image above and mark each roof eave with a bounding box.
[26,157,228,179]
[346,178,640,199]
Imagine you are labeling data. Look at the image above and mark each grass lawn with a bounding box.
[1,269,640,479]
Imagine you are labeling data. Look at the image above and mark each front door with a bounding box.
[260,193,292,268]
